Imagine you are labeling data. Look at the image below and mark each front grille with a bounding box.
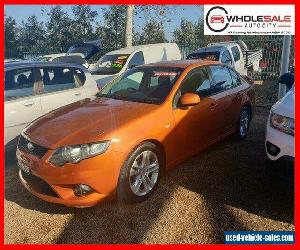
[21,170,58,197]
[18,135,48,158]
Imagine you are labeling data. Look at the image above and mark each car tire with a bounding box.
[236,106,251,140]
[117,142,162,203]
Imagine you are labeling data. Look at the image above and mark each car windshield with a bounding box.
[91,54,130,75]
[187,51,220,61]
[98,66,183,104]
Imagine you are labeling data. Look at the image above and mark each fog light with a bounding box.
[266,141,280,156]
[74,184,93,196]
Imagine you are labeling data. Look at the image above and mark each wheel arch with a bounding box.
[141,139,166,172]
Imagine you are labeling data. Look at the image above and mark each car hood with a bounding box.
[272,87,294,119]
[24,97,158,149]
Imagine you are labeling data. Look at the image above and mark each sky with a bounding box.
[5,5,203,41]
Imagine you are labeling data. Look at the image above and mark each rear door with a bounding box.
[207,65,235,136]
[4,67,43,146]
[226,68,245,127]
[39,66,86,114]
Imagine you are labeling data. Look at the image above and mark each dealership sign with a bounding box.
[204,5,295,35]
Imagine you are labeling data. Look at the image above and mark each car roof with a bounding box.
[139,59,221,69]
[106,43,177,55]
[197,46,226,53]
[4,61,89,72]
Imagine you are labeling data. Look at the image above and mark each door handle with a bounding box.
[23,101,34,107]
[209,103,218,111]
[74,92,81,96]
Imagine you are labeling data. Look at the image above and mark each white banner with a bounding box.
[204,5,295,35]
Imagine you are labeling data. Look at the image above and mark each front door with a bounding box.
[172,67,223,160]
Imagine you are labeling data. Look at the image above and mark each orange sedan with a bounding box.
[17,60,255,207]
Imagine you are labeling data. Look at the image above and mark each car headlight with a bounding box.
[270,112,294,136]
[49,141,110,166]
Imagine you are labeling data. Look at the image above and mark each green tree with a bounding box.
[46,5,73,52]
[18,15,47,55]
[69,5,98,43]
[173,19,196,48]
[135,20,167,45]
[5,15,20,58]
[95,5,127,50]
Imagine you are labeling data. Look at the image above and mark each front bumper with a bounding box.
[265,120,294,161]
[17,146,126,207]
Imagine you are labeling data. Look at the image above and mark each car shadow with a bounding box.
[169,106,294,224]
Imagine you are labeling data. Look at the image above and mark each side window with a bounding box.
[228,68,241,87]
[209,65,233,92]
[127,51,145,68]
[180,68,211,98]
[231,46,240,62]
[221,50,233,65]
[5,68,35,100]
[110,71,144,93]
[40,67,79,93]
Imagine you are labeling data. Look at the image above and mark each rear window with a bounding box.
[187,51,220,61]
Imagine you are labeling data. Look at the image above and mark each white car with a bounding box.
[89,43,182,89]
[265,84,294,164]
[187,40,262,77]
[5,61,98,148]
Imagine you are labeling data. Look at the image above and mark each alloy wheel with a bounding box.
[129,150,160,196]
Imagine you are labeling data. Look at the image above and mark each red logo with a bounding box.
[210,15,224,24]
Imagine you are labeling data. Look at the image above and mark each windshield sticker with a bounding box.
[153,72,178,77]
[111,63,123,69]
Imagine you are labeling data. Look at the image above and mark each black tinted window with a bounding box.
[187,51,220,61]
[180,68,211,97]
[231,46,240,61]
[40,67,83,93]
[5,68,35,100]
[128,51,145,68]
[209,65,233,92]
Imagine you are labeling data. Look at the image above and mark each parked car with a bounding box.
[89,43,182,89]
[35,40,102,68]
[187,40,262,77]
[5,61,98,148]
[17,60,255,207]
[265,73,294,166]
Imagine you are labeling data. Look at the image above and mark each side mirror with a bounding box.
[179,93,200,107]
[279,73,294,89]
